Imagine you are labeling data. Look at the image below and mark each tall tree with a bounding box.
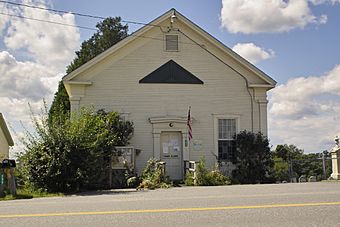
[49,17,128,121]
[232,131,274,184]
[273,144,303,162]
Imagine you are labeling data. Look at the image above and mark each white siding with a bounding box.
[0,129,9,159]
[66,20,270,172]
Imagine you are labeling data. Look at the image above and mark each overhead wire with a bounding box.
[0,6,197,46]
[1,1,256,130]
[0,11,97,31]
[176,28,255,132]
[0,0,162,27]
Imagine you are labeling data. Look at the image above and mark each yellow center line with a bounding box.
[1,201,340,218]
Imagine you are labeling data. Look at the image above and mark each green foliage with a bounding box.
[273,157,289,182]
[0,186,63,201]
[19,105,133,193]
[97,109,133,146]
[49,17,128,123]
[273,144,303,162]
[185,158,231,186]
[66,17,128,74]
[138,158,171,189]
[184,171,194,186]
[48,81,70,125]
[232,131,274,184]
[205,167,231,186]
[195,158,209,186]
[273,145,331,181]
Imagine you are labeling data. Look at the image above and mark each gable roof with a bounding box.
[63,9,276,87]
[139,60,204,84]
[0,113,14,146]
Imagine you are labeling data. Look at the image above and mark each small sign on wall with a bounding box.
[192,140,203,151]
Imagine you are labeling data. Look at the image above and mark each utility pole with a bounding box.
[322,151,327,180]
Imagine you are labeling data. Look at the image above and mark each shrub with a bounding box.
[232,131,274,184]
[273,157,289,182]
[138,158,171,189]
[185,158,231,186]
[19,105,134,193]
[184,171,194,186]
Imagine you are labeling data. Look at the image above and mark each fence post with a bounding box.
[288,159,292,182]
[193,162,197,185]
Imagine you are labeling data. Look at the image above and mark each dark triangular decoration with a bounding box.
[139,60,204,84]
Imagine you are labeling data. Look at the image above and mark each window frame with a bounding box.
[164,33,180,52]
[213,114,240,162]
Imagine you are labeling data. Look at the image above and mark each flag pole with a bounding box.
[187,106,192,160]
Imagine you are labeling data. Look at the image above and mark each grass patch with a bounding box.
[0,188,63,201]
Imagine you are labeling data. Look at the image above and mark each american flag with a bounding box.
[187,106,192,141]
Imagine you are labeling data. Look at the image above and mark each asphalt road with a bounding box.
[0,182,340,226]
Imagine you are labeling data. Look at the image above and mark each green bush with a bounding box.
[138,158,171,189]
[273,157,289,182]
[19,105,133,193]
[232,131,274,184]
[184,171,194,186]
[205,168,231,186]
[185,158,230,186]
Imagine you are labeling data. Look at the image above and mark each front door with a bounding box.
[160,132,183,180]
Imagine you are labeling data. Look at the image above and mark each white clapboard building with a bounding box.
[0,113,14,160]
[63,9,276,180]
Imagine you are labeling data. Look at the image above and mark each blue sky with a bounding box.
[1,0,340,155]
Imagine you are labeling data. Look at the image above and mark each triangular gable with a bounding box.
[139,60,203,84]
[63,9,276,88]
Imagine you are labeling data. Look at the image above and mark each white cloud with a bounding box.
[0,5,10,34]
[232,43,275,64]
[0,51,58,101]
[3,1,79,71]
[0,0,80,157]
[269,65,340,152]
[220,0,327,34]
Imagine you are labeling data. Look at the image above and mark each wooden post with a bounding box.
[109,155,113,188]
[4,168,16,196]
[0,170,4,198]
[193,162,197,186]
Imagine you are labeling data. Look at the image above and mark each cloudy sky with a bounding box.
[0,0,339,155]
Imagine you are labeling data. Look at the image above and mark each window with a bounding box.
[165,35,179,51]
[218,119,236,161]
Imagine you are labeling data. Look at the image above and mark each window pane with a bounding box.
[218,119,236,139]
[218,140,235,161]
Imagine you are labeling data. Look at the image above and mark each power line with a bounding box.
[0,2,198,46]
[0,11,97,31]
[0,0,161,28]
[0,11,197,46]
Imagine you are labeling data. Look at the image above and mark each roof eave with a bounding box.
[63,9,175,82]
[174,11,277,86]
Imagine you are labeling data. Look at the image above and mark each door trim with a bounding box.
[149,116,189,178]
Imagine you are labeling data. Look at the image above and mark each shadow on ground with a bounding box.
[69,188,145,197]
